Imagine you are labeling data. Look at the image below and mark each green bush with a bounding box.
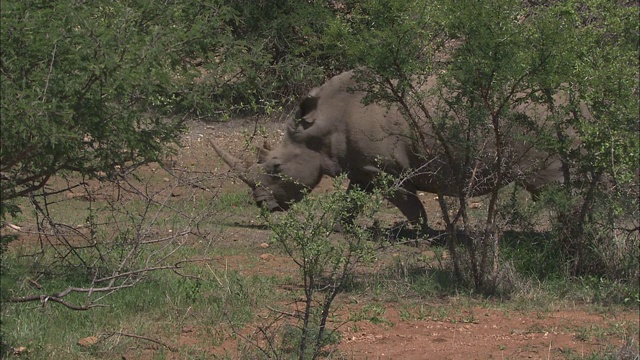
[264,176,383,359]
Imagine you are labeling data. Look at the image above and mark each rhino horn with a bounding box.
[257,145,270,163]
[209,139,256,188]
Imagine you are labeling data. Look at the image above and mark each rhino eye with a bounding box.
[268,162,281,175]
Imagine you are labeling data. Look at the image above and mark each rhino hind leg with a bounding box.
[387,187,429,232]
[339,179,431,240]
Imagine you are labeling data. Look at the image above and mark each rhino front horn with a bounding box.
[209,139,256,188]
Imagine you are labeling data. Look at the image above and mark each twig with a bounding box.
[8,283,136,307]
[9,257,214,309]
[27,278,43,290]
[49,297,109,310]
[108,331,177,352]
[224,310,276,359]
[266,304,298,318]
[42,43,57,102]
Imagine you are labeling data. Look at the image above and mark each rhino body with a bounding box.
[212,70,579,226]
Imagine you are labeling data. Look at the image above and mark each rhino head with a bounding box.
[210,130,326,212]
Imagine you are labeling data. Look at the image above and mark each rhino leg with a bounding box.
[387,186,429,232]
[344,179,430,237]
[337,179,375,230]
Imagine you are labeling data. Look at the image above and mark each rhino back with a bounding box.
[286,70,576,196]
[320,73,422,180]
[285,71,419,180]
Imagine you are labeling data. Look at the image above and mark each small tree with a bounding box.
[263,176,382,359]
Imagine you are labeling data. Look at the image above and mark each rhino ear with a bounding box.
[257,146,270,163]
[299,96,319,117]
[296,96,319,129]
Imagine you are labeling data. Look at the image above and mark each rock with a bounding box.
[12,346,27,356]
[259,242,270,248]
[182,326,195,333]
[77,336,98,348]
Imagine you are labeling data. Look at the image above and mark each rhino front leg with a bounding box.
[338,179,375,229]
[387,187,429,232]
[346,179,430,231]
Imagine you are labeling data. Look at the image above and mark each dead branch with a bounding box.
[266,304,299,318]
[106,331,177,352]
[8,283,136,309]
[7,258,212,310]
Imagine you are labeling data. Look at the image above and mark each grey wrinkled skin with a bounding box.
[211,70,585,228]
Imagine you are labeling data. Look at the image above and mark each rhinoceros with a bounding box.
[211,70,583,228]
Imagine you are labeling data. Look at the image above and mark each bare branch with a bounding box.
[8,254,214,310]
[106,331,177,352]
[41,43,57,103]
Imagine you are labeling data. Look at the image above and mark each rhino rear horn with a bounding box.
[209,139,256,188]
[257,146,270,163]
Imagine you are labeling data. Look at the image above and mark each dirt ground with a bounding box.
[174,119,639,359]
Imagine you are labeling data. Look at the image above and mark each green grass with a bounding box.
[3,241,638,359]
[563,339,639,360]
[1,243,282,359]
